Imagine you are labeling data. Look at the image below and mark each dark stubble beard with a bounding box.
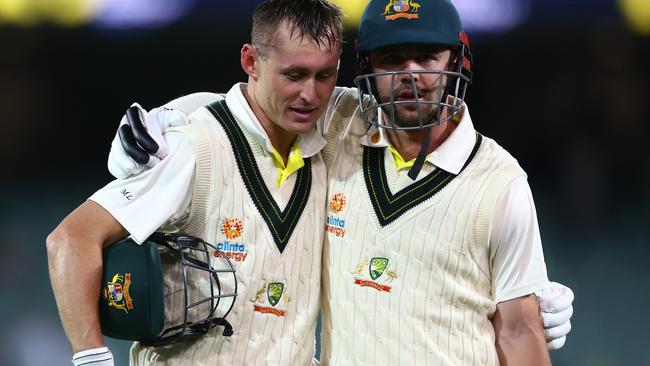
[380,102,440,129]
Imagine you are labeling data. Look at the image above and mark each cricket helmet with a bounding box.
[354,0,473,131]
[99,233,237,347]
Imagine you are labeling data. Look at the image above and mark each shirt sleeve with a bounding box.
[162,92,224,115]
[490,175,549,303]
[89,131,195,244]
[318,86,348,137]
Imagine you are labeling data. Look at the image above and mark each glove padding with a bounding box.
[72,346,114,366]
[535,281,574,350]
[108,103,189,179]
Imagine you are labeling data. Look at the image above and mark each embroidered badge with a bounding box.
[326,193,347,238]
[102,273,133,313]
[330,192,347,214]
[221,218,243,240]
[352,257,398,292]
[251,282,290,317]
[382,0,420,20]
[215,218,249,262]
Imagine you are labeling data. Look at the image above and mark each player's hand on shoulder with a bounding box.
[535,281,574,350]
[108,102,189,179]
[72,346,114,366]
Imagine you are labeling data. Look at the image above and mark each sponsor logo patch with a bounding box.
[326,193,347,238]
[215,217,249,262]
[330,192,347,214]
[221,218,243,240]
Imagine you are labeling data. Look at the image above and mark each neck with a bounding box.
[242,83,296,163]
[386,123,455,161]
[384,107,461,161]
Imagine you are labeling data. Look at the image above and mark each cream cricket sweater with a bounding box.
[319,90,526,366]
[131,100,327,366]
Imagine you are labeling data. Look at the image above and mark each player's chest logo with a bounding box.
[214,217,249,263]
[251,282,290,317]
[221,218,243,240]
[352,257,398,292]
[326,192,347,238]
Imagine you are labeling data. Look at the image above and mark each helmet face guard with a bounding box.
[354,65,470,131]
[144,233,238,347]
[100,233,237,347]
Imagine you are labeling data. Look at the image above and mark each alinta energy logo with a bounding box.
[250,282,290,317]
[326,192,347,238]
[103,273,133,313]
[351,257,398,292]
[382,0,421,21]
[214,218,248,262]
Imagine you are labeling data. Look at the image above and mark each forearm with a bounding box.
[46,201,127,353]
[495,321,550,365]
[492,294,551,366]
[48,231,105,353]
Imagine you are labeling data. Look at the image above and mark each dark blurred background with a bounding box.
[1,0,648,365]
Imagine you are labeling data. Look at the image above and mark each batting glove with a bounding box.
[535,281,574,350]
[107,102,189,179]
[72,347,114,366]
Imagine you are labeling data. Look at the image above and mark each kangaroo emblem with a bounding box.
[383,0,394,15]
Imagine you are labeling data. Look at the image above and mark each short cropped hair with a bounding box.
[251,0,343,57]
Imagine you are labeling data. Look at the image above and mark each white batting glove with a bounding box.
[535,281,574,350]
[72,346,114,366]
[107,102,189,179]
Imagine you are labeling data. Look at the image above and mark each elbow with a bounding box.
[46,229,65,264]
[46,228,70,282]
[46,225,105,279]
[46,226,81,272]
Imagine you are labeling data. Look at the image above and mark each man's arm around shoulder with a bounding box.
[492,294,551,365]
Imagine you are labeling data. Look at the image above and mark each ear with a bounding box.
[446,49,458,72]
[241,43,258,79]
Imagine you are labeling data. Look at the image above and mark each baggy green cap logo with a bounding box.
[369,257,389,280]
[102,273,133,313]
[382,0,420,20]
[267,282,284,307]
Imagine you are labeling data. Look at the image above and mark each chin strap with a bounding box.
[407,125,432,181]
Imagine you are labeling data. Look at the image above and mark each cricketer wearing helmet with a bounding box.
[319,1,552,364]
[107,0,574,364]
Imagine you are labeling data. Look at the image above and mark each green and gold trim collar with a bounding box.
[206,100,312,253]
[364,133,483,227]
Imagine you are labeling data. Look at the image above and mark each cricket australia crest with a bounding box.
[352,257,398,292]
[251,282,290,317]
[102,272,133,313]
[382,0,421,20]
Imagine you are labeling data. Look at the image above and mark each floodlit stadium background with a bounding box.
[1,0,648,365]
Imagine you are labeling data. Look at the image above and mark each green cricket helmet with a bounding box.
[99,233,237,347]
[354,0,473,131]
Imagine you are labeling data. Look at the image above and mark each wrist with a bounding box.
[72,347,114,366]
